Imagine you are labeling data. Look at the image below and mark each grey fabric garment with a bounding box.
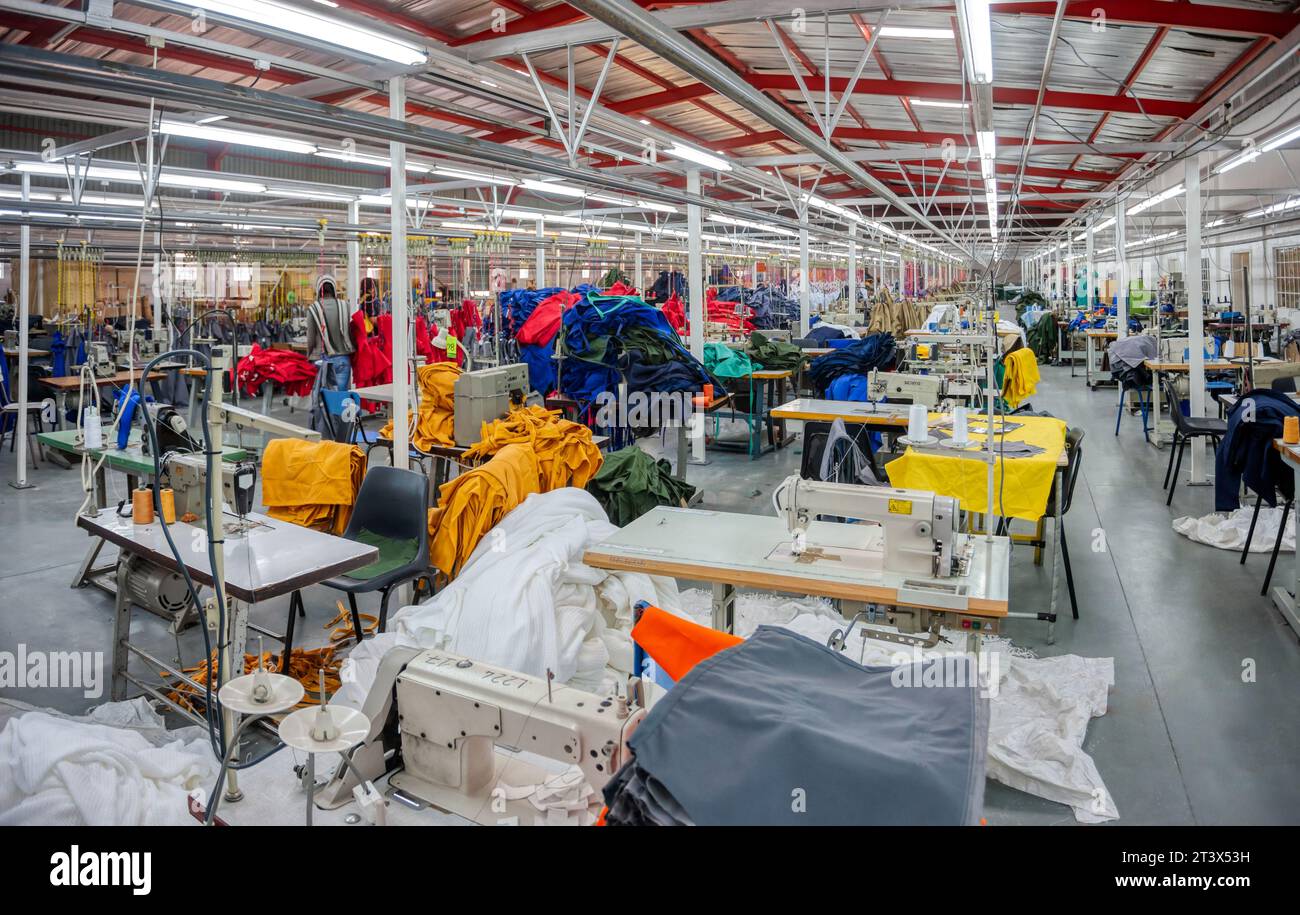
[819,417,880,485]
[623,626,989,825]
[307,276,356,357]
[1106,333,1157,373]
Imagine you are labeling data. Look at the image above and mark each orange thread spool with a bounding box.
[1285,416,1300,445]
[132,487,155,525]
[159,488,177,524]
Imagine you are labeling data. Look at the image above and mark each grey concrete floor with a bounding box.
[3,365,1300,825]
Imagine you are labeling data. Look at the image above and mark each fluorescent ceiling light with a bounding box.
[636,199,677,214]
[1261,124,1300,153]
[432,166,517,186]
[1215,148,1260,175]
[1245,197,1300,220]
[265,187,355,202]
[879,26,954,39]
[316,149,431,173]
[1128,183,1184,216]
[13,161,265,194]
[187,0,427,65]
[909,99,968,109]
[976,130,996,161]
[521,178,585,197]
[957,0,994,85]
[666,143,732,171]
[159,119,317,155]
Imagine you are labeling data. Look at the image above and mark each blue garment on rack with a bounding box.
[1215,389,1300,511]
[807,333,896,395]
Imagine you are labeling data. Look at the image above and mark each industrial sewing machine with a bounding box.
[89,342,116,378]
[318,647,644,824]
[868,369,944,407]
[453,362,529,445]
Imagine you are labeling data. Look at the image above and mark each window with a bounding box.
[1276,246,1300,310]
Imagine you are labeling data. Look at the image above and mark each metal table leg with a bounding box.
[110,558,132,701]
[711,582,736,633]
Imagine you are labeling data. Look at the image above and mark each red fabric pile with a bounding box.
[517,289,580,347]
[705,288,754,334]
[450,298,482,342]
[235,345,318,398]
[603,281,637,296]
[660,292,687,335]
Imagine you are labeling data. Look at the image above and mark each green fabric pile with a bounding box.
[587,445,697,526]
[703,342,760,378]
[746,331,803,371]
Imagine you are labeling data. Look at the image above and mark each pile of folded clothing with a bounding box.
[464,403,603,491]
[745,331,802,371]
[499,287,565,336]
[234,344,318,398]
[747,284,799,330]
[703,342,759,379]
[559,293,720,416]
[806,332,897,395]
[601,608,988,826]
[428,443,541,579]
[586,445,696,526]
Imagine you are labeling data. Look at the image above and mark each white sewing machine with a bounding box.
[867,369,944,407]
[776,475,965,579]
[89,342,116,378]
[319,647,644,825]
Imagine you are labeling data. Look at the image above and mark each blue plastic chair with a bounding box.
[319,389,380,446]
[1115,378,1151,436]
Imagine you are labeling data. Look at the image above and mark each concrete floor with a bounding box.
[3,364,1300,824]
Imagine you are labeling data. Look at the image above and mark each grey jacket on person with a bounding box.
[307,275,355,357]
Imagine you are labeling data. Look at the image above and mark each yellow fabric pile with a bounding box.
[261,438,366,535]
[1002,347,1041,409]
[464,404,604,491]
[378,362,461,451]
[427,443,541,579]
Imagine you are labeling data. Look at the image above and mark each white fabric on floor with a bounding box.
[0,698,217,826]
[1173,506,1295,553]
[337,488,678,709]
[667,589,1117,823]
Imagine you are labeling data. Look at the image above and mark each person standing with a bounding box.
[307,275,355,392]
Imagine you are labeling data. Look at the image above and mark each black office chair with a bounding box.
[280,467,431,671]
[1161,374,1227,507]
[799,419,892,483]
[1239,486,1294,598]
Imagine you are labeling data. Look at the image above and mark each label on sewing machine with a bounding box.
[887,499,913,516]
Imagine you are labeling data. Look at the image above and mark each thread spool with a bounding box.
[132,487,155,525]
[906,403,931,444]
[159,487,176,524]
[1285,416,1300,445]
[951,406,970,445]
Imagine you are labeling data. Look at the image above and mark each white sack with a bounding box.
[1173,505,1294,553]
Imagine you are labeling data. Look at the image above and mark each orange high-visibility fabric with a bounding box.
[631,606,742,682]
[464,404,603,491]
[426,443,540,578]
[379,362,461,451]
[261,439,366,535]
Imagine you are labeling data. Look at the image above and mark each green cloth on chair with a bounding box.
[343,529,421,581]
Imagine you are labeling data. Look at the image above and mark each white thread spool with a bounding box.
[83,405,103,450]
[906,403,930,444]
[951,406,969,446]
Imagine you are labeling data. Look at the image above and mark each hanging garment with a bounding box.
[586,445,696,526]
[427,443,541,578]
[1215,389,1300,511]
[660,293,686,335]
[603,619,988,826]
[1025,311,1058,362]
[349,308,390,393]
[261,438,366,535]
[463,404,603,491]
[413,314,437,365]
[378,361,460,451]
[449,298,482,342]
[1001,347,1041,409]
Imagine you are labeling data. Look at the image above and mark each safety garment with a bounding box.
[261,438,366,535]
[427,443,541,578]
[463,404,603,492]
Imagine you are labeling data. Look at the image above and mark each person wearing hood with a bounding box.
[308,275,356,392]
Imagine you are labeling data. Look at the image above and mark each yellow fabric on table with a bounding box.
[427,443,540,579]
[1002,347,1040,409]
[261,439,366,535]
[463,404,603,491]
[378,362,461,451]
[885,413,1066,522]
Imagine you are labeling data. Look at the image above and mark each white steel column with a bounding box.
[347,200,360,306]
[686,168,705,462]
[11,173,32,489]
[1186,156,1208,483]
[1115,198,1128,339]
[634,231,642,291]
[798,211,810,336]
[877,237,885,299]
[1085,218,1095,308]
[535,220,546,286]
[847,223,858,323]
[389,76,410,469]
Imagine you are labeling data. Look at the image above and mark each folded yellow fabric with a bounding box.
[379,362,461,451]
[261,438,366,535]
[885,413,1066,522]
[463,404,603,491]
[1002,347,1041,409]
[427,443,540,579]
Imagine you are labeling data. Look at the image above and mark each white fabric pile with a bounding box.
[667,589,1117,823]
[1173,505,1295,553]
[0,698,217,826]
[337,488,678,709]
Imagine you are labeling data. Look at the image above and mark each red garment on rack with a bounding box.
[349,309,391,393]
[660,292,687,335]
[517,290,578,347]
[414,315,437,365]
[450,299,482,341]
[235,345,318,398]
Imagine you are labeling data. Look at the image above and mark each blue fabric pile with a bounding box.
[807,332,897,395]
[747,284,799,329]
[499,287,564,336]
